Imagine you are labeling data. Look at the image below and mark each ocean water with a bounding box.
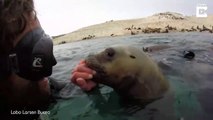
[44,32,213,120]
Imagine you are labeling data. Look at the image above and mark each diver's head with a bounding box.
[0,0,35,54]
[0,0,56,81]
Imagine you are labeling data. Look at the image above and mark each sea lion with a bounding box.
[143,44,171,53]
[85,45,169,101]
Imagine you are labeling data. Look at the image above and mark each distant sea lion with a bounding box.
[85,45,169,102]
[143,44,171,53]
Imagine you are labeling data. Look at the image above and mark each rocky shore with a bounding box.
[53,12,213,45]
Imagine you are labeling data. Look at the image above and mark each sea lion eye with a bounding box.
[130,55,136,59]
[105,48,115,57]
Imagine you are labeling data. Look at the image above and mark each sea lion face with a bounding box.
[85,45,169,100]
[86,46,145,85]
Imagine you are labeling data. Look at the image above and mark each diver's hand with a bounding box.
[71,60,97,91]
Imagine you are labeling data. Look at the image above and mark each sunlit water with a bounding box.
[43,32,213,120]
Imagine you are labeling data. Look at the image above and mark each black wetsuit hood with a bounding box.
[0,27,57,81]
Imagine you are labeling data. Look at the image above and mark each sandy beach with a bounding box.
[53,12,213,45]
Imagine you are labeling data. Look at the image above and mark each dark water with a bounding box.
[43,32,213,120]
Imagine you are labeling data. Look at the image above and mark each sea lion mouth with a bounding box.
[85,54,107,83]
[85,54,126,90]
[85,54,137,92]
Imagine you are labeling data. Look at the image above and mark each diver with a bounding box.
[0,0,97,119]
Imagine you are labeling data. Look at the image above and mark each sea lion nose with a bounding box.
[105,48,115,58]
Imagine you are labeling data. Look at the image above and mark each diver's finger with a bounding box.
[76,78,87,87]
[72,60,86,73]
[71,72,93,83]
[74,64,96,74]
[79,59,86,64]
[85,81,97,90]
[76,78,90,91]
[78,79,97,91]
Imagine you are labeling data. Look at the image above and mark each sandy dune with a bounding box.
[53,12,213,45]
